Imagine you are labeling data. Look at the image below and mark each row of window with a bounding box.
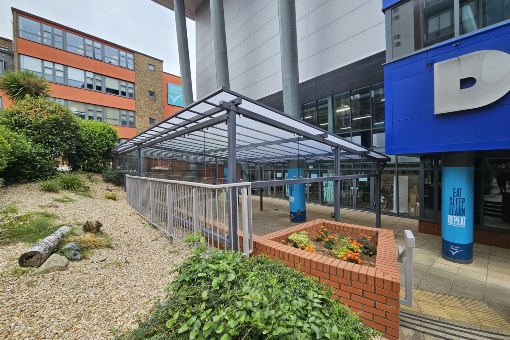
[20,55,135,98]
[390,0,510,60]
[301,82,385,145]
[53,98,135,127]
[18,16,134,70]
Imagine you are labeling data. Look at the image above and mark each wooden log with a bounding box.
[18,226,72,267]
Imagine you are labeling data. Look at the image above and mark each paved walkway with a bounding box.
[251,196,510,337]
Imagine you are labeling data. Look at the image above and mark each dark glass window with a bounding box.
[148,91,155,98]
[19,17,41,43]
[149,118,156,125]
[66,32,84,55]
[351,86,371,132]
[104,45,119,66]
[94,74,102,91]
[42,25,52,46]
[317,98,331,131]
[334,92,351,134]
[302,102,317,125]
[372,82,385,129]
[105,77,120,95]
[67,67,85,88]
[86,72,94,90]
[120,81,127,97]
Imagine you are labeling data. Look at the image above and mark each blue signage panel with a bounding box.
[384,21,510,154]
[441,166,474,263]
[167,83,184,107]
[382,0,402,11]
[288,168,306,222]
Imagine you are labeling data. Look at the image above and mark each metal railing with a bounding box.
[398,230,415,306]
[125,175,253,256]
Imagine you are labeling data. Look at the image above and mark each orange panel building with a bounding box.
[0,8,184,140]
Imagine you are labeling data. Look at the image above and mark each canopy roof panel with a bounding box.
[113,88,389,165]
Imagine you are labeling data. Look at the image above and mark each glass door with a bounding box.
[356,178,371,209]
[341,180,354,207]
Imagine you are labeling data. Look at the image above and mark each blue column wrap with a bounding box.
[288,168,306,222]
[442,166,474,262]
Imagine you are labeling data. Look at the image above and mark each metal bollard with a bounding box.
[398,230,415,307]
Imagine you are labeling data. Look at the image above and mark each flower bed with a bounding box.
[249,219,400,340]
[281,226,377,267]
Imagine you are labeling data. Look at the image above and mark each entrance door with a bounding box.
[341,180,354,207]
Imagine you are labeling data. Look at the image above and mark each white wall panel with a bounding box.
[195,0,385,99]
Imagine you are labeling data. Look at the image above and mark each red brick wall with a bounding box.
[419,220,510,249]
[252,219,400,340]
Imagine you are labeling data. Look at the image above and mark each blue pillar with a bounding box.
[442,153,474,264]
[288,167,306,222]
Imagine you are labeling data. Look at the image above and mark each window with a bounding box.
[87,105,95,120]
[105,76,120,95]
[372,83,385,129]
[54,28,63,49]
[86,72,94,90]
[96,106,104,121]
[148,91,155,98]
[351,87,371,132]
[66,32,84,55]
[0,97,2,110]
[43,61,53,81]
[317,98,331,131]
[104,45,119,66]
[334,92,351,135]
[127,53,134,70]
[19,55,42,76]
[19,17,41,43]
[42,25,52,46]
[55,63,64,84]
[85,39,93,58]
[67,67,85,88]
[148,64,155,71]
[127,83,134,98]
[149,118,156,125]
[128,112,135,127]
[106,107,120,125]
[94,74,103,91]
[94,42,102,61]
[302,102,317,125]
[68,101,86,118]
[0,60,4,75]
[120,81,127,97]
[119,51,127,68]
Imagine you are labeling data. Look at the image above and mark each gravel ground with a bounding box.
[0,175,191,339]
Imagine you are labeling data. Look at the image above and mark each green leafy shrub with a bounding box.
[83,220,102,233]
[68,120,119,172]
[120,250,378,340]
[0,126,58,183]
[104,192,117,200]
[0,133,11,172]
[40,179,60,192]
[102,167,124,186]
[287,231,311,248]
[56,173,84,191]
[0,70,50,102]
[0,96,80,161]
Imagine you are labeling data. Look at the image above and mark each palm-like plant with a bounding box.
[0,70,51,102]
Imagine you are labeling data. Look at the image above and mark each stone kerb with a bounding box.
[251,219,400,340]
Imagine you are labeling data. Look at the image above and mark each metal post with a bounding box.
[242,187,249,255]
[375,162,381,229]
[137,148,142,176]
[210,0,230,88]
[150,180,155,225]
[278,0,300,119]
[166,184,174,244]
[227,110,238,251]
[334,147,341,222]
[192,188,199,233]
[174,0,194,106]
[399,230,415,306]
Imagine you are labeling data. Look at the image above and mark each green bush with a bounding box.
[287,231,312,248]
[120,249,378,340]
[68,120,119,172]
[0,133,11,172]
[0,126,58,183]
[40,179,60,193]
[102,168,124,186]
[104,191,117,200]
[57,173,84,191]
[0,96,80,161]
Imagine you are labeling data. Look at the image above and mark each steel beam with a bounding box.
[227,110,238,251]
[334,147,341,222]
[174,0,194,106]
[210,0,230,88]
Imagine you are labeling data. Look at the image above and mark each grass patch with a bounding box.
[26,279,38,287]
[0,211,60,244]
[74,190,93,198]
[8,267,34,277]
[62,231,113,259]
[53,196,75,203]
[57,173,85,191]
[1,203,19,214]
[104,191,117,200]
[40,179,60,193]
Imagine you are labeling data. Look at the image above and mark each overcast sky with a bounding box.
[0,0,197,95]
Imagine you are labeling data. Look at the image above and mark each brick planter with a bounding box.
[251,219,400,340]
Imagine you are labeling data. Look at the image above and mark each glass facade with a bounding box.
[18,16,134,70]
[389,0,510,61]
[19,55,135,98]
[54,98,135,127]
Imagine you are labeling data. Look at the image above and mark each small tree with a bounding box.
[68,120,119,172]
[0,70,51,102]
[0,96,80,161]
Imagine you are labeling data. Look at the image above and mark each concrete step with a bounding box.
[400,310,510,340]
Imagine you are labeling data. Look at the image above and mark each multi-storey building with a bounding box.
[0,8,184,141]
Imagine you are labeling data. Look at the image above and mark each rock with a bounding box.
[60,242,81,261]
[35,254,68,274]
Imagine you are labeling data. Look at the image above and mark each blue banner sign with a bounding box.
[168,83,184,107]
[441,166,474,263]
